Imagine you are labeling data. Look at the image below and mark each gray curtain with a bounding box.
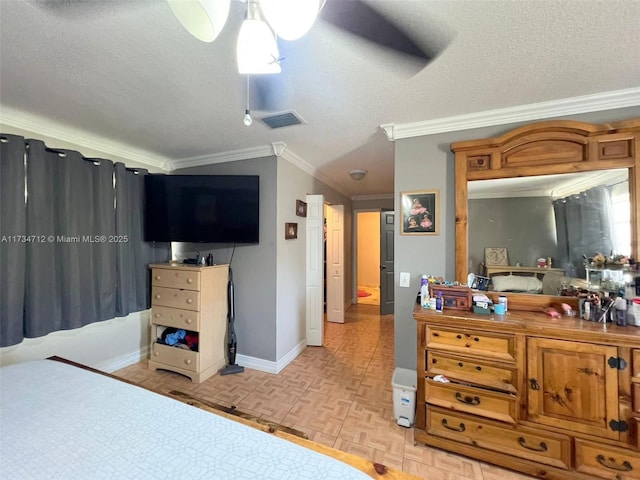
[553,185,615,278]
[0,134,170,347]
[114,163,170,315]
[0,135,27,347]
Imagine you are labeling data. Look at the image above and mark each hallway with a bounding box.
[115,304,532,479]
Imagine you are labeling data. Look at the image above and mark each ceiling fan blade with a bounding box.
[319,0,432,62]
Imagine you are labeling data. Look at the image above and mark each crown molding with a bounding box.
[351,193,394,201]
[277,145,351,198]
[380,87,640,141]
[170,144,278,170]
[0,106,173,171]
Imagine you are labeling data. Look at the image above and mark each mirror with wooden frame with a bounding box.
[452,119,640,311]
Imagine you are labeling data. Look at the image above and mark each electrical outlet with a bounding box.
[399,272,410,288]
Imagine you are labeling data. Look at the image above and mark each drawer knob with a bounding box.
[456,334,462,339]
[455,392,481,405]
[476,366,482,371]
[186,298,193,304]
[187,278,193,284]
[184,359,192,365]
[154,351,159,356]
[518,437,547,452]
[155,294,161,299]
[441,418,465,432]
[458,362,463,367]
[154,313,160,318]
[596,454,632,472]
[186,318,192,324]
[155,275,161,280]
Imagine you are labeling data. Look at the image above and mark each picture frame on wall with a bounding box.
[400,190,439,235]
[296,200,307,217]
[285,222,298,239]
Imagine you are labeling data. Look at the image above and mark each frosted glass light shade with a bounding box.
[237,18,281,74]
[260,0,320,40]
[167,0,231,43]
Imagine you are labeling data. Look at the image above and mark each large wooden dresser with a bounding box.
[149,263,229,383]
[414,305,640,479]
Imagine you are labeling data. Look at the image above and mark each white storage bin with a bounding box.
[392,368,417,427]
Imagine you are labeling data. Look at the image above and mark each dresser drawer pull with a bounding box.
[458,362,463,367]
[596,454,632,472]
[456,334,462,339]
[441,418,465,432]
[155,275,161,280]
[185,318,192,324]
[187,278,193,284]
[186,298,193,304]
[184,359,192,366]
[455,393,481,405]
[518,437,547,452]
[529,378,540,390]
[155,294,161,299]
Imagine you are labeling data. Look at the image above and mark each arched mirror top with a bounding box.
[452,119,640,311]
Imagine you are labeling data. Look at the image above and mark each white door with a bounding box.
[326,204,345,324]
[305,194,324,346]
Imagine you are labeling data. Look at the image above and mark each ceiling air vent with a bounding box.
[260,110,305,129]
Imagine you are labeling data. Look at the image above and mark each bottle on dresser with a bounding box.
[420,275,429,308]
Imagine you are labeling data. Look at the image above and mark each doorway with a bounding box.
[356,211,381,306]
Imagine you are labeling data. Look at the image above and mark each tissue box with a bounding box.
[428,285,472,310]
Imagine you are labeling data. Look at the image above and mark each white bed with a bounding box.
[0,359,396,480]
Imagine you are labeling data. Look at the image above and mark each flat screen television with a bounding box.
[144,174,259,243]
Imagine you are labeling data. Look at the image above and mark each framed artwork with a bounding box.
[485,247,508,266]
[295,199,307,217]
[285,222,298,239]
[400,190,439,235]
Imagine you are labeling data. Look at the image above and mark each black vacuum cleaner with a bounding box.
[220,267,244,375]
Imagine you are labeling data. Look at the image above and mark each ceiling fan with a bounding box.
[168,0,439,121]
[167,0,434,70]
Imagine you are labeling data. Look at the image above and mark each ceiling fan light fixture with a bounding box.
[260,0,320,40]
[167,0,230,43]
[349,169,368,181]
[237,6,281,74]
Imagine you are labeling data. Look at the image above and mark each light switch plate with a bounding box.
[399,272,410,288]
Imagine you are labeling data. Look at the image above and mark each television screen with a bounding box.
[144,175,259,243]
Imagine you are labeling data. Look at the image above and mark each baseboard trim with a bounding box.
[236,339,307,374]
[95,345,150,373]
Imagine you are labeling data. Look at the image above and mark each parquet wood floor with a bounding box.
[114,304,534,479]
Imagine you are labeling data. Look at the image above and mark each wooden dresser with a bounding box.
[414,305,640,479]
[149,263,229,383]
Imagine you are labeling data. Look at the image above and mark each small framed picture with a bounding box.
[296,200,307,217]
[485,247,508,266]
[285,222,298,239]
[400,190,439,235]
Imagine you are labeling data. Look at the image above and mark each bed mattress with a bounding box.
[0,360,373,479]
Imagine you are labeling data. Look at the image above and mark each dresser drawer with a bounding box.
[427,407,571,469]
[151,343,199,372]
[633,350,640,379]
[152,286,200,311]
[425,327,516,362]
[151,306,200,330]
[634,383,640,414]
[575,438,640,479]
[425,378,517,423]
[152,268,200,291]
[427,351,517,394]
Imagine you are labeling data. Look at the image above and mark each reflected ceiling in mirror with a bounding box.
[468,169,630,295]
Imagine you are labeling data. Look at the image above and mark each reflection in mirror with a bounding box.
[468,169,630,295]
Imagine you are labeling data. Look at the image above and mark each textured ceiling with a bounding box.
[1,0,639,197]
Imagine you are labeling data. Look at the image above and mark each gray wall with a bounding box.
[175,156,279,361]
[175,156,351,364]
[393,105,640,369]
[469,196,557,274]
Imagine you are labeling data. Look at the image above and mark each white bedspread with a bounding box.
[0,360,373,480]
